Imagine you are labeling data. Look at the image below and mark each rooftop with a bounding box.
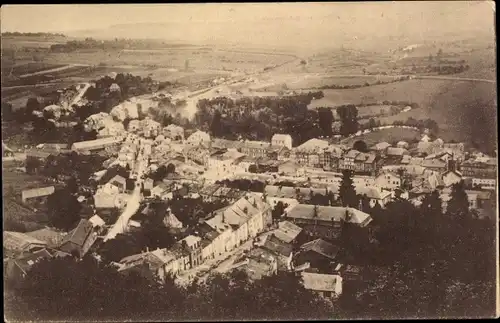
[301,272,342,293]
[300,238,339,260]
[286,204,372,227]
[273,220,303,243]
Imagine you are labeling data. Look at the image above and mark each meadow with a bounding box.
[341,127,422,147]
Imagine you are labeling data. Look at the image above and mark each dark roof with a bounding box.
[300,238,339,260]
[62,219,93,247]
[12,249,53,275]
[262,234,293,257]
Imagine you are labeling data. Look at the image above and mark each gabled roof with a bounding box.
[273,221,303,243]
[300,238,339,260]
[386,147,408,156]
[262,234,293,257]
[89,215,106,227]
[22,186,55,200]
[421,159,447,169]
[301,272,342,293]
[61,219,93,248]
[4,231,47,252]
[25,228,66,247]
[296,138,329,151]
[355,186,392,200]
[11,249,53,275]
[287,204,372,227]
[272,134,292,141]
[345,149,361,159]
[372,142,391,151]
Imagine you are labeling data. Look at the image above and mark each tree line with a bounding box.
[5,256,334,321]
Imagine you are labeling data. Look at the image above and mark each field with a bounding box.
[341,127,422,147]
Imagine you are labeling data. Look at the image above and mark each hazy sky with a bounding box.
[1,2,495,49]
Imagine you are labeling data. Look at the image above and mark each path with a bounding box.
[104,139,151,241]
[19,63,90,79]
[70,82,91,107]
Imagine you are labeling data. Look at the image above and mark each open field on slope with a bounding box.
[305,77,496,150]
[341,127,422,147]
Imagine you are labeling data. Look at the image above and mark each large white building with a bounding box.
[271,134,293,150]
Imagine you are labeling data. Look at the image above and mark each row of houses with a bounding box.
[117,193,273,280]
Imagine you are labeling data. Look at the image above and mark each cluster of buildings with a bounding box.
[7,93,497,303]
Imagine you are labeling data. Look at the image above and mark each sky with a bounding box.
[1,3,495,49]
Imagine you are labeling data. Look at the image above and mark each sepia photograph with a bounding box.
[1,2,498,321]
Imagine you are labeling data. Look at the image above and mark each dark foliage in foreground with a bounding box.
[4,257,333,321]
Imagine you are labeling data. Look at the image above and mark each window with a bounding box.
[324,291,332,298]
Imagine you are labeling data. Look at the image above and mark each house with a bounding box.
[442,143,466,161]
[4,249,53,283]
[370,142,391,156]
[143,178,155,191]
[71,136,123,152]
[105,175,127,193]
[355,186,392,207]
[119,248,186,282]
[238,140,270,159]
[271,134,293,150]
[204,194,272,257]
[207,149,246,176]
[302,272,343,299]
[3,231,48,255]
[471,177,496,190]
[460,158,496,179]
[291,139,330,167]
[150,182,176,199]
[293,238,339,271]
[163,124,185,141]
[199,184,245,203]
[267,145,291,161]
[21,186,55,203]
[89,214,106,228]
[386,147,409,158]
[163,208,183,229]
[397,141,409,149]
[186,130,211,145]
[421,159,447,173]
[176,235,203,269]
[265,185,338,203]
[375,172,401,191]
[94,191,126,209]
[339,150,379,174]
[273,220,303,244]
[25,228,66,248]
[260,234,294,271]
[230,248,278,280]
[211,138,243,151]
[442,170,463,188]
[58,219,100,258]
[285,205,372,240]
[400,155,412,165]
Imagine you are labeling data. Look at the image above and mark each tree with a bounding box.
[99,233,145,263]
[446,181,469,221]
[152,165,167,182]
[272,201,286,223]
[368,118,377,129]
[317,107,334,137]
[209,110,224,137]
[337,105,359,136]
[353,140,368,153]
[166,163,176,174]
[47,188,81,231]
[420,190,442,218]
[339,170,358,207]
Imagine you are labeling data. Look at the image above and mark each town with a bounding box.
[2,3,498,322]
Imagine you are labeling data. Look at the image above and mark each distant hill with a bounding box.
[2,32,66,37]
